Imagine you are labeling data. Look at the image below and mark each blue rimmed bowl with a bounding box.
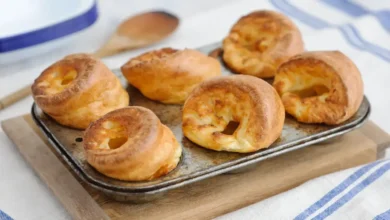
[0,0,98,65]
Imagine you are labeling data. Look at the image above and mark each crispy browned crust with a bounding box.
[121,48,222,104]
[83,106,181,181]
[273,51,364,125]
[222,10,304,78]
[31,53,129,129]
[182,75,285,153]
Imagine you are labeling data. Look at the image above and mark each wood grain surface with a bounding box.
[2,116,388,220]
[1,116,109,220]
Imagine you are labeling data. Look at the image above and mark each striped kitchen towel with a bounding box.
[0,210,12,220]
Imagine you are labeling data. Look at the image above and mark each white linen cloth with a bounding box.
[1,0,390,219]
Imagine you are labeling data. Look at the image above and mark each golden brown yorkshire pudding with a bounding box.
[182,75,285,153]
[83,106,182,181]
[121,48,221,104]
[31,54,129,129]
[273,51,364,125]
[222,10,304,78]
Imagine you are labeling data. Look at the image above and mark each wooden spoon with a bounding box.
[0,11,179,110]
[94,10,179,57]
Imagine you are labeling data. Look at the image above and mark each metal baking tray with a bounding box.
[31,42,371,202]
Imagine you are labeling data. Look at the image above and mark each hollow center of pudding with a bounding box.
[60,70,77,85]
[108,137,128,149]
[279,62,333,101]
[186,91,254,152]
[39,66,78,94]
[222,121,240,135]
[292,84,329,98]
[98,121,128,150]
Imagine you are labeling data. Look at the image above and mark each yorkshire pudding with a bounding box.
[273,51,364,125]
[182,75,285,153]
[83,106,182,181]
[121,48,221,104]
[222,10,304,78]
[31,54,129,129]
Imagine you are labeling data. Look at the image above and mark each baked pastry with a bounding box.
[182,75,285,153]
[83,106,182,181]
[222,10,304,78]
[273,51,364,125]
[32,53,129,129]
[121,48,221,104]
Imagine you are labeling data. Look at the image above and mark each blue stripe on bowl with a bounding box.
[0,1,98,53]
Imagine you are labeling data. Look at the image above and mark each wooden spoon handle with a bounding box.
[0,84,32,110]
[92,33,142,58]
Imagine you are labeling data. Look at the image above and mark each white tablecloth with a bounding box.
[1,0,390,219]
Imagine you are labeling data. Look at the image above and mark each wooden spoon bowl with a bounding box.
[94,11,179,57]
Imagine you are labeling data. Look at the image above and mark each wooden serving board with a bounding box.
[2,115,390,220]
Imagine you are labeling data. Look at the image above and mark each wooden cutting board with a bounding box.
[2,115,390,220]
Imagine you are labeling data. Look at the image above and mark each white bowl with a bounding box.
[0,0,98,65]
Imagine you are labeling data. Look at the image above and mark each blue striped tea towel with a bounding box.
[0,210,12,220]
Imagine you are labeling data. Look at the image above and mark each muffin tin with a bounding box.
[31,42,371,202]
